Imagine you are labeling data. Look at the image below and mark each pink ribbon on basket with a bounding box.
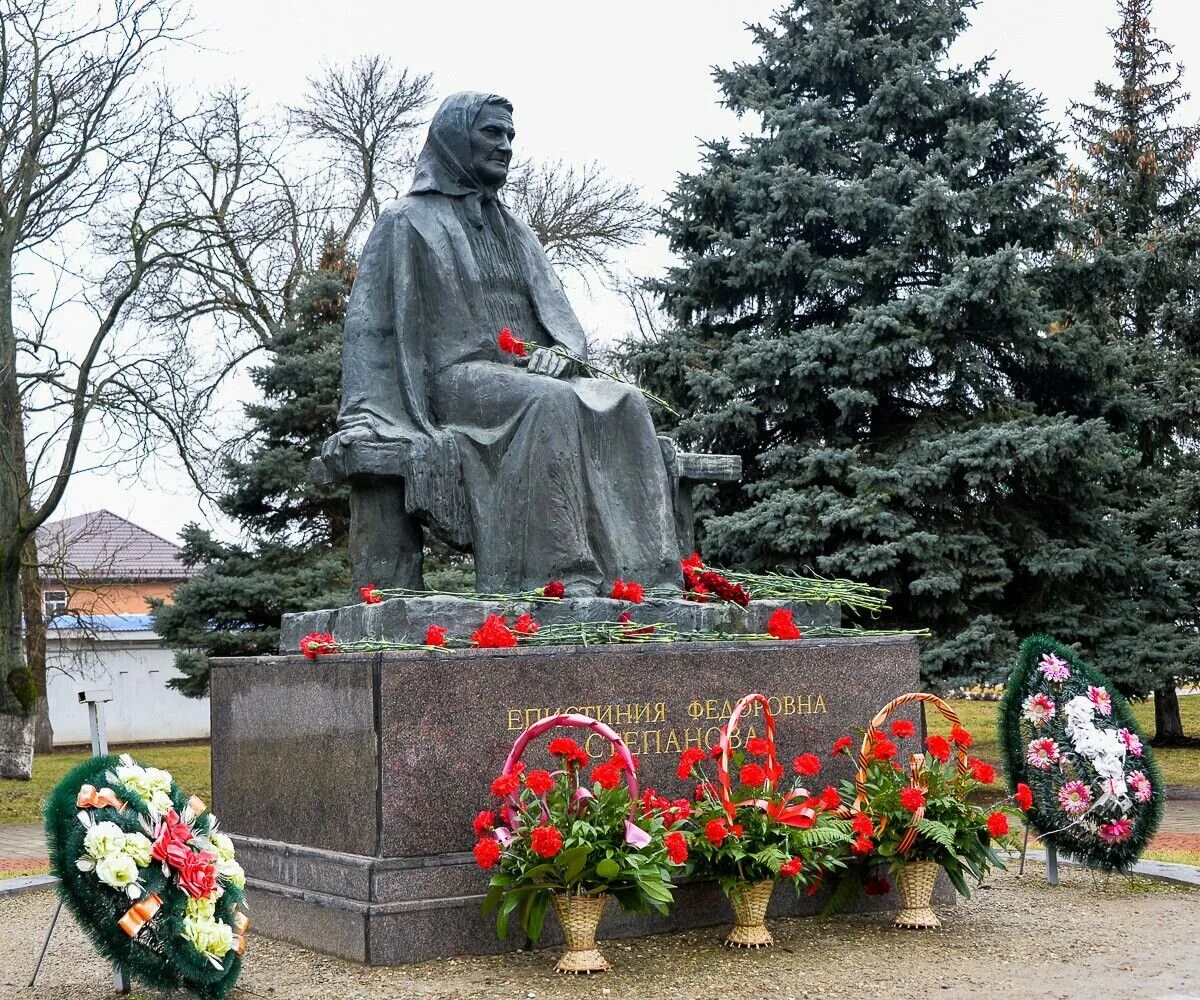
[500,712,643,831]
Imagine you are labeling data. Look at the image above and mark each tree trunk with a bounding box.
[21,534,52,752]
[1151,684,1191,747]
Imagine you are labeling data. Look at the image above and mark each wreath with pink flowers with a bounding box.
[999,635,1165,871]
[45,754,247,999]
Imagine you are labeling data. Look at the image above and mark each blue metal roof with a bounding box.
[46,613,156,633]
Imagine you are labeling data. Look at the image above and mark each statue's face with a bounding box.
[470,104,515,188]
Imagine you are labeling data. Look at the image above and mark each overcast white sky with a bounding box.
[56,0,1200,546]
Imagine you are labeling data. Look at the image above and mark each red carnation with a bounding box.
[472,614,516,648]
[851,835,874,856]
[740,763,768,787]
[514,613,539,635]
[831,735,853,756]
[677,747,706,779]
[863,876,891,896]
[525,769,554,795]
[609,579,645,603]
[899,786,926,812]
[497,327,527,357]
[851,812,874,837]
[591,761,622,790]
[472,810,495,837]
[780,857,804,879]
[299,632,336,659]
[424,623,447,647]
[969,757,996,786]
[767,608,801,640]
[924,734,952,763]
[664,831,688,865]
[1014,782,1034,811]
[695,781,718,802]
[529,824,564,858]
[986,812,1009,838]
[890,719,916,739]
[820,786,841,810]
[685,583,711,603]
[705,819,729,846]
[949,724,973,748]
[746,736,770,756]
[793,752,821,777]
[549,736,582,759]
[872,737,898,761]
[710,744,723,759]
[541,579,565,599]
[473,837,501,870]
[490,773,520,797]
[359,585,383,605]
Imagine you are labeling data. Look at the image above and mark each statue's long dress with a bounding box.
[430,199,680,593]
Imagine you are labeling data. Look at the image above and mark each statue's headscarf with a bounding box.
[410,91,513,227]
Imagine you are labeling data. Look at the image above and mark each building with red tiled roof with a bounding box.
[36,510,195,618]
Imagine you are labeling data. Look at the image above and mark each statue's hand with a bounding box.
[526,347,574,379]
[323,424,374,461]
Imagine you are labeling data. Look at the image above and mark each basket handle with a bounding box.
[501,712,640,820]
[716,692,779,823]
[853,692,969,855]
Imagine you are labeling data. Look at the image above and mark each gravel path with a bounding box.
[2,864,1197,1000]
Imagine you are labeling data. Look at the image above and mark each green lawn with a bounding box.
[0,742,211,827]
[0,697,1196,829]
[926,694,1200,788]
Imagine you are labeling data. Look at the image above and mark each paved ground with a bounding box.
[1,865,1196,1000]
[0,825,46,876]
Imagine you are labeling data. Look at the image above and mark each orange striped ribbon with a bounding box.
[118,893,162,937]
[716,693,781,823]
[187,795,206,816]
[232,910,250,955]
[76,785,125,811]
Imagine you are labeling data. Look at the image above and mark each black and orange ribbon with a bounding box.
[76,784,126,811]
[118,893,162,937]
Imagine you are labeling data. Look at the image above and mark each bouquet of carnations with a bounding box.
[839,693,1029,928]
[473,714,684,973]
[675,693,853,947]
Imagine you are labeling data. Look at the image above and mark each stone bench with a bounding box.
[310,438,741,593]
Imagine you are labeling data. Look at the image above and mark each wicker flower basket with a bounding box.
[725,879,776,948]
[550,893,610,973]
[893,860,941,929]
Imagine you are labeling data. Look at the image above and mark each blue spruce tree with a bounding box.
[627,0,1148,687]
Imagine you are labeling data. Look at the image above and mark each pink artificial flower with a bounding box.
[624,820,652,848]
[1128,771,1153,804]
[1087,685,1113,717]
[1098,818,1134,843]
[1118,728,1143,757]
[1037,652,1071,682]
[1057,780,1093,815]
[1022,693,1057,727]
[1026,737,1060,771]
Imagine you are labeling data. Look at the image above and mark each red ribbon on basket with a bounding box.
[714,692,818,828]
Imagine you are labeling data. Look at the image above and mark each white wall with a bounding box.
[46,631,210,745]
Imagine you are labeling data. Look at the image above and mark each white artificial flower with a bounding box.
[219,858,245,889]
[122,832,153,867]
[182,914,234,965]
[83,821,126,860]
[149,790,175,816]
[185,893,218,922]
[211,831,236,863]
[1062,696,1095,735]
[95,852,140,890]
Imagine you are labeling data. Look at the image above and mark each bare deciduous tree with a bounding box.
[290,56,434,239]
[504,159,657,279]
[0,0,201,774]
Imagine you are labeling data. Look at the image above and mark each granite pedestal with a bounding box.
[209,636,952,965]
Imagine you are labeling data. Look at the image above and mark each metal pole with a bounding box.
[31,688,131,994]
[1018,826,1030,876]
[1046,843,1059,886]
[26,899,63,987]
